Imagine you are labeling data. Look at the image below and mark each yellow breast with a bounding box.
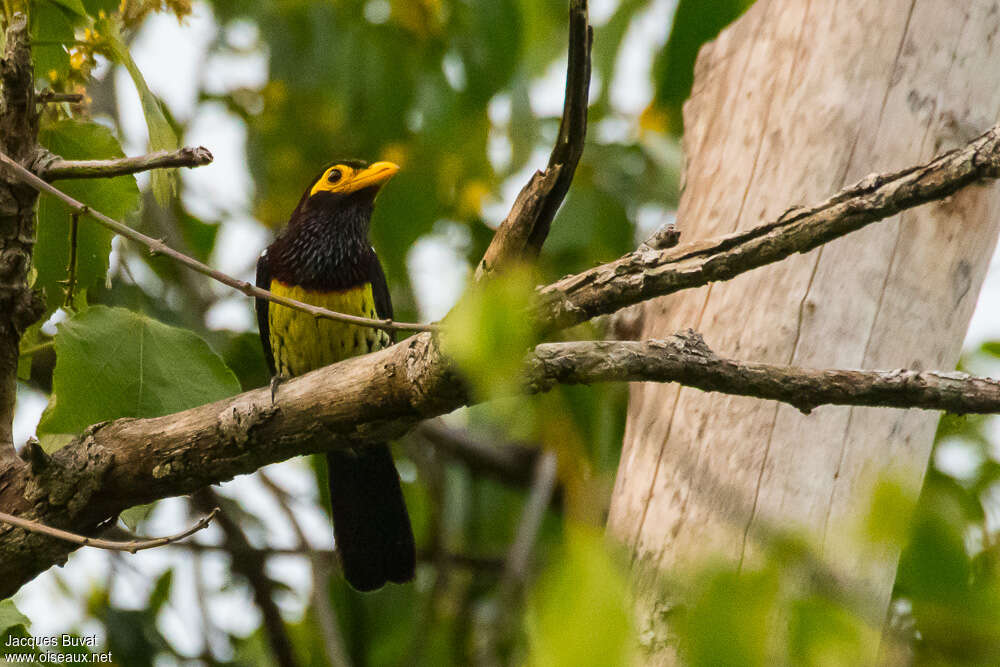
[267,280,391,377]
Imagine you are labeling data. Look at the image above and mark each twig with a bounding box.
[536,122,1000,330]
[475,0,592,278]
[415,421,540,488]
[0,507,218,553]
[192,489,300,667]
[40,146,214,180]
[0,151,436,333]
[18,340,53,357]
[36,91,84,104]
[474,452,559,666]
[61,212,79,308]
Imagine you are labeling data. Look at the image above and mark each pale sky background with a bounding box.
[11,0,1000,661]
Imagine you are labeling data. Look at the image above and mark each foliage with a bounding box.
[11,0,996,666]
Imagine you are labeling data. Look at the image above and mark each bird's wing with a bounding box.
[369,247,396,344]
[255,249,277,375]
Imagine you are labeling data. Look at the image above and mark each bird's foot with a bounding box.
[269,374,288,405]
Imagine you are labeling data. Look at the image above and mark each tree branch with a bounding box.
[0,506,218,553]
[536,122,1000,330]
[5,320,1000,594]
[37,146,214,180]
[192,489,299,667]
[0,14,46,461]
[0,151,436,333]
[528,332,1000,415]
[475,0,592,278]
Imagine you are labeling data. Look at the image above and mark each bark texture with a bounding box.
[608,0,1000,657]
[0,16,44,457]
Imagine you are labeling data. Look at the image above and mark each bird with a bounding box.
[255,159,415,592]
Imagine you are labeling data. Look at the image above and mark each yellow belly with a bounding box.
[268,280,391,377]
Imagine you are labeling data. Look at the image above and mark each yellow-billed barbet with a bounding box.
[255,160,415,591]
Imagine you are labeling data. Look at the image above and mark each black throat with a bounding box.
[266,192,376,291]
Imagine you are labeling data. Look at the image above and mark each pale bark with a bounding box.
[609,0,1000,659]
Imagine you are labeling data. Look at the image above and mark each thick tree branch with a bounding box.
[37,146,214,180]
[0,152,436,333]
[475,0,592,278]
[5,322,1000,594]
[536,122,1000,330]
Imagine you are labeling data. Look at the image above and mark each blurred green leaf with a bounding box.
[49,0,88,17]
[119,502,155,532]
[788,596,871,667]
[38,306,240,437]
[100,18,179,205]
[441,266,540,402]
[0,599,30,635]
[147,568,173,615]
[865,477,918,548]
[526,524,634,667]
[678,567,778,667]
[37,120,141,316]
[29,0,78,86]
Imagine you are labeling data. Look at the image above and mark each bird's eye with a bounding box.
[327,169,343,183]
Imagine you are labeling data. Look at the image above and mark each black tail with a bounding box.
[326,444,416,592]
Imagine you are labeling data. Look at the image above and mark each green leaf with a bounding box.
[100,18,179,205]
[653,0,756,134]
[526,524,635,667]
[0,599,30,635]
[678,567,778,667]
[48,0,89,17]
[441,266,539,402]
[147,568,173,615]
[119,502,155,532]
[30,1,76,84]
[37,121,141,315]
[38,306,241,437]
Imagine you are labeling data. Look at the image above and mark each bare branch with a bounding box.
[414,421,540,487]
[0,507,218,553]
[0,151,436,333]
[37,91,84,104]
[529,332,1000,415]
[475,0,592,278]
[4,319,1000,593]
[536,122,1000,330]
[474,451,559,666]
[39,146,214,180]
[192,490,299,667]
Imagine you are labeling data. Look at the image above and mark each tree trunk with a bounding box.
[609,0,1000,658]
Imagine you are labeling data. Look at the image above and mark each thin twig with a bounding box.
[475,0,592,278]
[40,146,214,180]
[36,91,84,104]
[0,507,218,553]
[192,489,300,667]
[475,451,559,666]
[0,151,436,333]
[61,212,79,309]
[18,340,53,357]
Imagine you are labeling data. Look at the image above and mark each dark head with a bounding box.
[293,159,399,221]
[268,159,399,288]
